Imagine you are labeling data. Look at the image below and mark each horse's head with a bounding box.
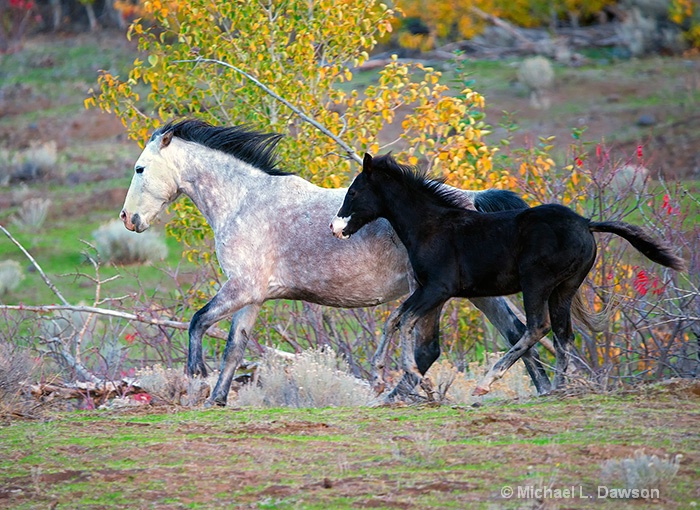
[331,153,382,239]
[120,127,181,233]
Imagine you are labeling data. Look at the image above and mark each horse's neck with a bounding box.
[170,144,271,232]
[379,183,452,253]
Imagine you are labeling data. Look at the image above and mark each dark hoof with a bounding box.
[204,397,227,408]
[385,387,410,403]
[379,393,398,406]
[536,382,553,396]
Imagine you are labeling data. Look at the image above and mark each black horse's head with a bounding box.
[330,153,384,239]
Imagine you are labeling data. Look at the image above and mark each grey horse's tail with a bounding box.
[589,221,687,271]
[571,291,609,332]
[473,189,529,212]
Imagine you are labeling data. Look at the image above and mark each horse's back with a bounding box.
[255,178,411,307]
[515,204,597,277]
[516,204,591,243]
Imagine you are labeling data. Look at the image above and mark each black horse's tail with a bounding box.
[589,221,686,271]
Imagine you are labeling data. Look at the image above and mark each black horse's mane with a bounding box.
[153,119,291,176]
[370,154,468,210]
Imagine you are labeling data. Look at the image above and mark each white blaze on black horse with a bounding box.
[332,153,686,398]
[119,119,550,406]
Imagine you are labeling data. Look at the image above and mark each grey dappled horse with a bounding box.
[120,119,550,406]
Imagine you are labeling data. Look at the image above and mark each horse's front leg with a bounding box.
[385,289,448,402]
[208,303,262,406]
[370,306,403,394]
[187,291,238,378]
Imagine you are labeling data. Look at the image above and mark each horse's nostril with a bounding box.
[119,210,127,222]
[131,213,141,231]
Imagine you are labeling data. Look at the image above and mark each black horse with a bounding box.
[331,153,686,399]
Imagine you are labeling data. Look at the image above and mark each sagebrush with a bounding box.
[12,198,51,231]
[235,348,375,408]
[92,220,168,265]
[0,260,24,296]
[601,449,681,491]
[424,357,534,405]
[136,364,211,406]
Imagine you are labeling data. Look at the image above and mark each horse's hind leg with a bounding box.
[470,297,551,395]
[208,304,262,406]
[474,292,551,396]
[375,307,442,393]
[414,306,442,374]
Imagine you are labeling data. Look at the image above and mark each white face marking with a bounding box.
[330,215,351,239]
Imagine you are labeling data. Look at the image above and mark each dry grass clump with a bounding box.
[517,56,554,109]
[423,355,535,405]
[0,342,37,416]
[136,364,211,406]
[601,449,681,492]
[12,198,51,231]
[0,260,25,296]
[235,348,375,408]
[92,220,168,265]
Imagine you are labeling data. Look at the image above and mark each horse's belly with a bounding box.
[267,219,412,307]
[457,260,521,298]
[457,282,521,299]
[268,272,409,308]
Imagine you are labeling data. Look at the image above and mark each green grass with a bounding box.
[4,386,697,508]
[0,36,135,99]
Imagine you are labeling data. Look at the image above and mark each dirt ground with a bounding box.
[1,380,699,508]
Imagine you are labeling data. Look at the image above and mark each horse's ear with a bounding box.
[160,130,174,149]
[362,153,373,175]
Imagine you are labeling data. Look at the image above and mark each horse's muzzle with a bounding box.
[120,209,142,232]
[330,216,350,239]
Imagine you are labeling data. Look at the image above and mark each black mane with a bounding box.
[154,119,290,176]
[371,154,468,209]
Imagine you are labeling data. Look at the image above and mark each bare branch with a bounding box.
[0,224,70,306]
[46,338,102,384]
[0,303,228,340]
[174,57,363,165]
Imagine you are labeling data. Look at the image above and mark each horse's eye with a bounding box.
[135,166,145,174]
[347,189,356,197]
